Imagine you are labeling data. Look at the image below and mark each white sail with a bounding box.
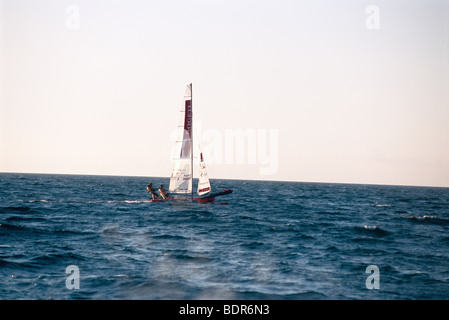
[169,159,192,194]
[169,84,193,195]
[197,153,211,196]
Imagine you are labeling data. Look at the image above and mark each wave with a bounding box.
[354,225,390,237]
[168,253,212,263]
[0,223,30,232]
[0,206,32,214]
[153,234,188,240]
[106,200,151,204]
[0,258,33,270]
[29,252,86,265]
[0,221,88,237]
[1,252,88,271]
[402,215,449,226]
[241,241,267,249]
[47,199,152,205]
[0,206,43,218]
[5,216,46,222]
[233,290,328,300]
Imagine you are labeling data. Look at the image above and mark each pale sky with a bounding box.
[1,0,448,187]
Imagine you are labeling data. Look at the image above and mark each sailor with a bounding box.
[146,182,159,200]
[158,185,169,200]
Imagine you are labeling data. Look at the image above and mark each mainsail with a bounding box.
[169,84,193,195]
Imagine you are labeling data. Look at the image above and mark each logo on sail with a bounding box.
[180,100,192,158]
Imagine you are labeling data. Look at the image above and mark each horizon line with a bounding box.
[1,170,448,189]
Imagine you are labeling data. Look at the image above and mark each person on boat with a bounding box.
[158,185,169,200]
[146,182,159,200]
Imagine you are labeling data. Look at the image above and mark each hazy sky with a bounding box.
[1,0,448,187]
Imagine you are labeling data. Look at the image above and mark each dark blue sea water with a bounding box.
[1,173,448,300]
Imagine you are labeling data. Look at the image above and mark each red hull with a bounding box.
[150,189,232,203]
[194,189,233,203]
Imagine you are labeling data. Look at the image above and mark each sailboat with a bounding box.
[150,83,232,203]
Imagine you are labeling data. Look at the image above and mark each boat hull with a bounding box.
[150,189,232,203]
[194,189,233,203]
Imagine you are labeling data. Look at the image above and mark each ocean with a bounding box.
[1,172,448,300]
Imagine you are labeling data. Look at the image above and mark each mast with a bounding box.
[190,83,193,201]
